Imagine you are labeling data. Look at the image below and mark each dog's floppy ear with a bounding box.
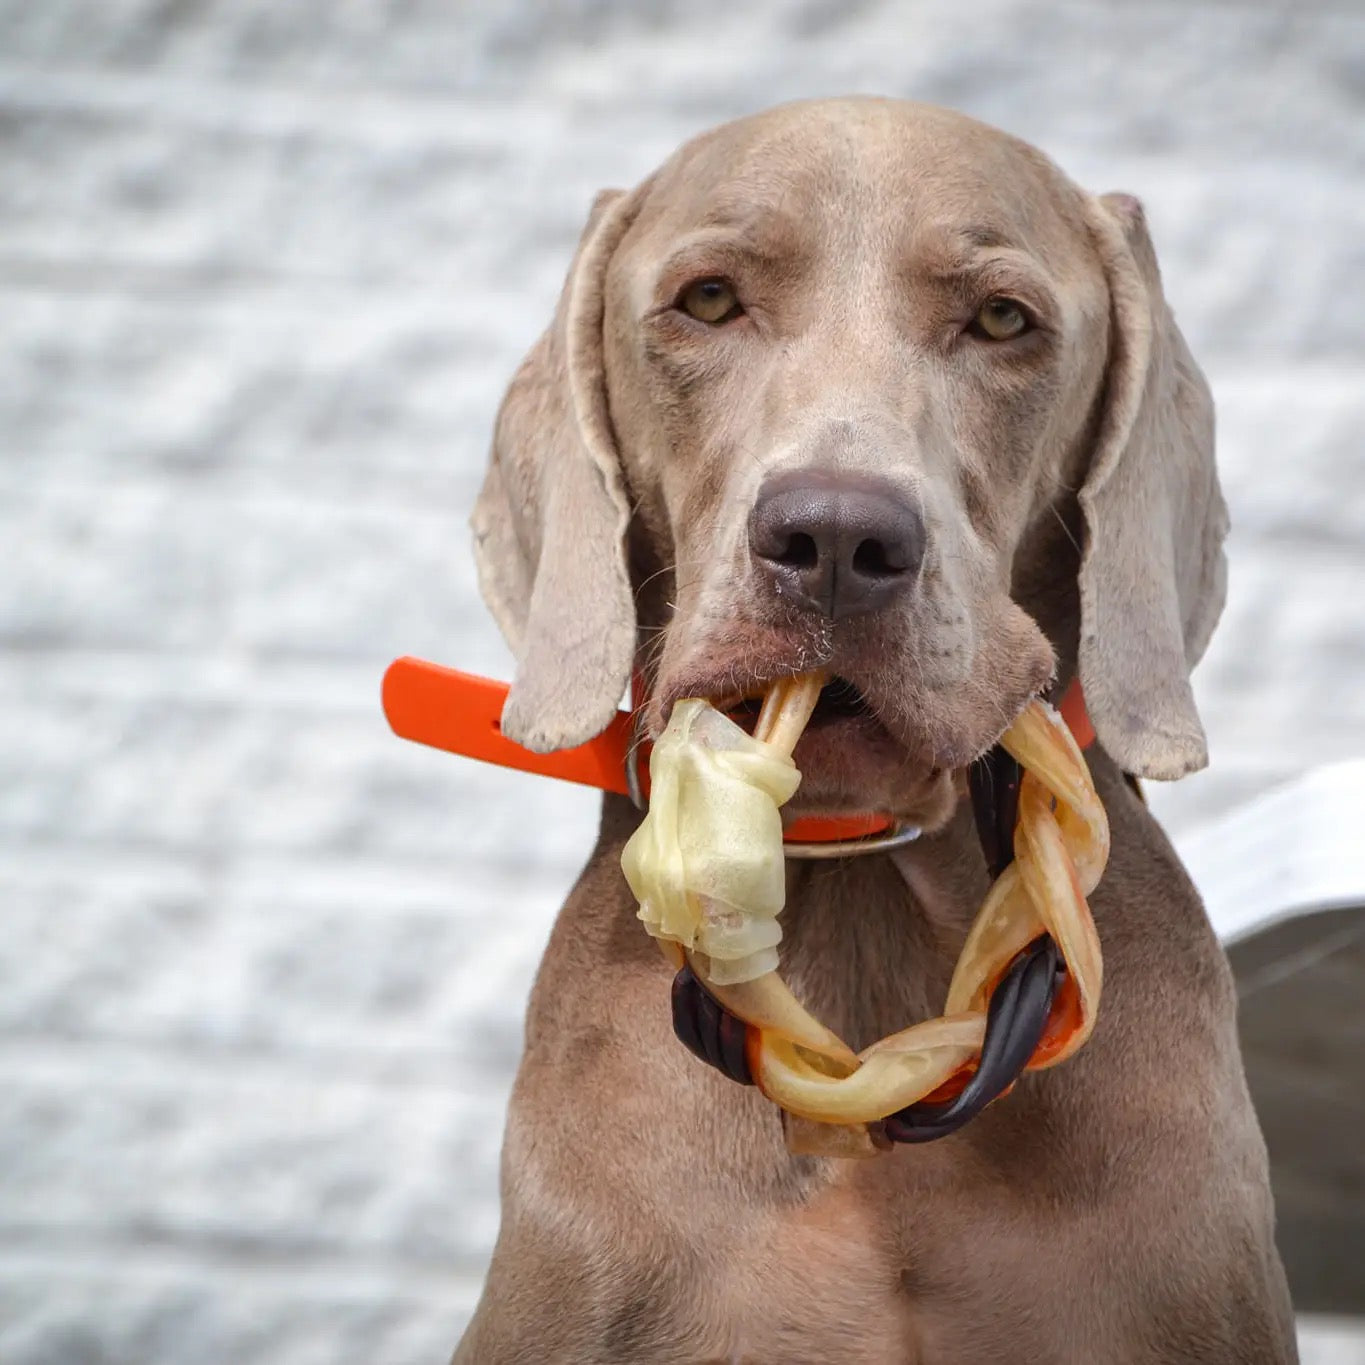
[1076,193,1228,780]
[471,189,640,753]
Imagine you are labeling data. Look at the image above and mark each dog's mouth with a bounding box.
[721,675,878,734]
[653,659,1012,824]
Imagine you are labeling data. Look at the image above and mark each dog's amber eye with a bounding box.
[971,297,1030,341]
[679,278,742,325]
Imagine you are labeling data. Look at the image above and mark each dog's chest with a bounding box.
[701,1181,919,1365]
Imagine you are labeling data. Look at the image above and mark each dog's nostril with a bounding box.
[852,537,902,578]
[772,532,820,570]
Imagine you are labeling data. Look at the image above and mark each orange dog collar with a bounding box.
[381,657,1093,846]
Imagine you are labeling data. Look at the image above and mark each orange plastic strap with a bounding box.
[381,657,1092,844]
[382,658,637,796]
[1057,677,1095,751]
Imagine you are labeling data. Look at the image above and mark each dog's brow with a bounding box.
[915,223,1019,268]
[656,228,802,281]
[910,237,1060,306]
[697,198,805,240]
[953,224,1013,251]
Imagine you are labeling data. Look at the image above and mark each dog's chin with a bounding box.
[784,713,961,831]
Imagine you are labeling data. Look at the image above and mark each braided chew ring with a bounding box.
[620,674,1109,1147]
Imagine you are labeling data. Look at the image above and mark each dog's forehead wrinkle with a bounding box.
[651,225,813,290]
[691,198,810,250]
[954,223,1013,251]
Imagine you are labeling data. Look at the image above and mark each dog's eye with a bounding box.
[970,297,1031,341]
[678,278,743,325]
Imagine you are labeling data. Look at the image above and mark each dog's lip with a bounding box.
[723,676,877,731]
[653,665,829,728]
[652,666,896,749]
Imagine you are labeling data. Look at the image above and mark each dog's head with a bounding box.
[472,99,1226,826]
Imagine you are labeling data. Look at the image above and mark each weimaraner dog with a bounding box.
[457,98,1296,1363]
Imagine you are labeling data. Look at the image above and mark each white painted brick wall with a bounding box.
[1,2,1361,1361]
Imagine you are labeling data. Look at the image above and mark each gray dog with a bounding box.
[456,98,1296,1364]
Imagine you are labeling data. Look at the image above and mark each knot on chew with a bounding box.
[620,697,804,985]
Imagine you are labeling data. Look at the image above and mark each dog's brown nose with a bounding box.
[748,470,925,619]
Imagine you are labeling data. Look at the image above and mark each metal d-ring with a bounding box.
[781,823,923,859]
[625,708,649,812]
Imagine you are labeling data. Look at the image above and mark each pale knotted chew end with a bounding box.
[620,700,801,986]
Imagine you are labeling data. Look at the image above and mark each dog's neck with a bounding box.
[775,802,990,1052]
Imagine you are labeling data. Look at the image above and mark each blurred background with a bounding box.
[1,1,1362,1362]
